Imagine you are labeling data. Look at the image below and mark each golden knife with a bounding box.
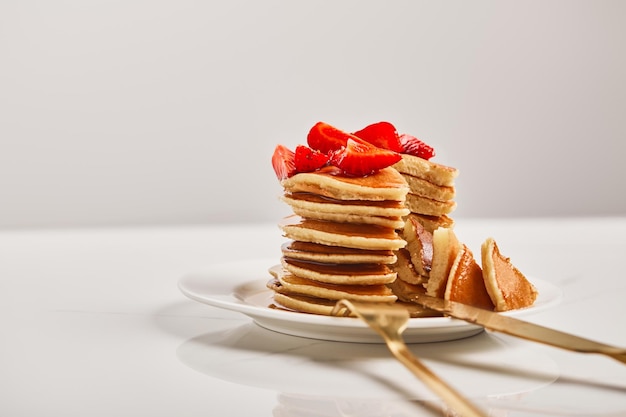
[410,294,626,365]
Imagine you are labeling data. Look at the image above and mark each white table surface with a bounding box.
[1,218,625,416]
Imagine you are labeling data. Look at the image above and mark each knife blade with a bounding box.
[410,294,626,365]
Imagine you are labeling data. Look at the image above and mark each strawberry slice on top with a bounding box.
[307,121,354,154]
[271,144,297,180]
[352,121,403,152]
[330,138,402,176]
[294,145,329,173]
[399,134,436,160]
[272,121,434,180]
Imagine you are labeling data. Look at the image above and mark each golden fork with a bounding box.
[332,299,488,417]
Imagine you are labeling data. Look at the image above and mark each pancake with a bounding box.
[281,192,410,217]
[272,291,341,316]
[406,213,455,234]
[393,154,459,187]
[401,174,456,202]
[405,193,457,217]
[281,241,397,264]
[445,244,494,310]
[281,257,397,285]
[481,237,538,311]
[386,274,426,302]
[281,191,408,229]
[288,206,405,229]
[401,215,433,278]
[392,248,427,286]
[426,227,461,298]
[279,215,407,251]
[281,165,409,201]
[273,268,397,302]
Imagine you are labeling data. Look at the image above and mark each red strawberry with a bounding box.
[330,139,402,176]
[399,134,435,160]
[352,121,403,152]
[306,121,354,154]
[294,145,329,172]
[271,144,296,180]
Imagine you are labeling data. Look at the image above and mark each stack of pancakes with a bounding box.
[267,165,410,316]
[392,154,458,233]
[269,147,538,315]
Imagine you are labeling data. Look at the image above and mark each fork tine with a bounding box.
[333,299,488,417]
[330,300,353,317]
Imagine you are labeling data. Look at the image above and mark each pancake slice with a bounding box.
[387,275,426,302]
[282,192,410,217]
[281,241,397,264]
[272,292,341,316]
[289,206,405,229]
[481,237,538,311]
[426,227,461,298]
[281,257,397,285]
[279,215,407,251]
[401,174,456,202]
[281,165,409,201]
[275,270,396,302]
[401,215,433,278]
[445,244,494,310]
[392,248,427,285]
[405,193,457,217]
[393,154,459,187]
[407,213,455,234]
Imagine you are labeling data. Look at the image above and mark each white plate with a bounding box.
[178,258,562,343]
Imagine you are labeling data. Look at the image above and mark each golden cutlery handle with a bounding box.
[386,339,488,417]
[413,294,626,365]
[610,352,626,365]
[332,300,488,416]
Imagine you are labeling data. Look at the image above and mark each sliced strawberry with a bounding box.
[330,139,402,176]
[306,121,354,154]
[399,134,436,160]
[352,121,403,152]
[294,145,329,172]
[271,144,296,180]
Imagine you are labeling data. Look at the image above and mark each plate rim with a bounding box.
[177,258,563,333]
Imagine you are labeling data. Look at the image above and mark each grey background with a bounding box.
[1,0,625,228]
